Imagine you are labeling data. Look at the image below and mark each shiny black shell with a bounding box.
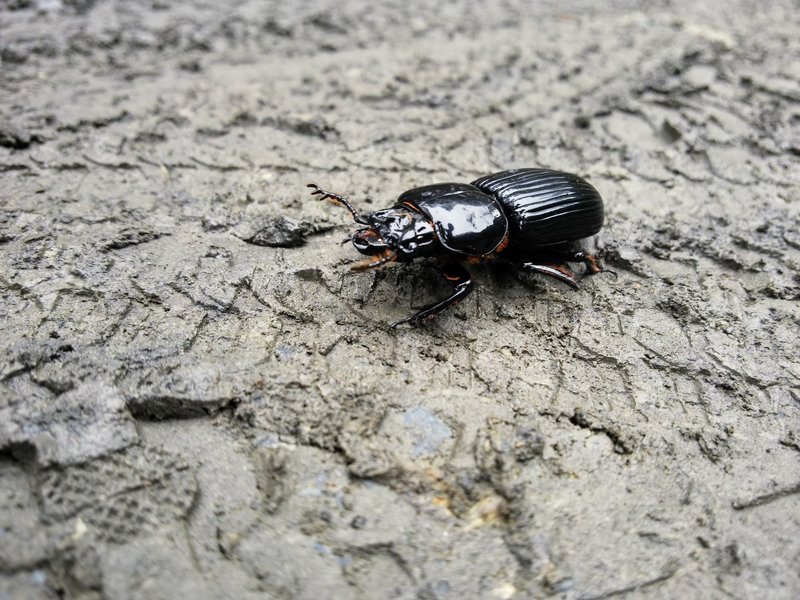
[471,168,604,247]
[397,183,508,256]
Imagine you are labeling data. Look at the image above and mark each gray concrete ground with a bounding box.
[1,1,799,598]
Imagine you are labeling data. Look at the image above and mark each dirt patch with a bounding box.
[1,0,798,598]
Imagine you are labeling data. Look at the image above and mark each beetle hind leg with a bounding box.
[391,262,473,328]
[568,251,605,274]
[517,251,614,288]
[566,250,617,279]
[518,262,579,289]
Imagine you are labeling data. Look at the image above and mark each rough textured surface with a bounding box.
[1,1,799,598]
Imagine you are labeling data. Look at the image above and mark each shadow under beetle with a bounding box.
[308,168,607,328]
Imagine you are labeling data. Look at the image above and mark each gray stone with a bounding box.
[38,446,197,543]
[0,461,52,572]
[0,381,138,467]
[243,216,311,248]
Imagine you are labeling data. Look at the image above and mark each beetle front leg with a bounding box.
[390,262,473,328]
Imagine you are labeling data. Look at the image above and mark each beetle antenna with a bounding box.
[307,183,368,225]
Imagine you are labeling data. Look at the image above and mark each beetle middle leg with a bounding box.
[391,262,473,328]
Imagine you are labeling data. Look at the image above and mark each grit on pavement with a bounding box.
[1,1,798,598]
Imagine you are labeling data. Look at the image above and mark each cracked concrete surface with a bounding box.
[1,0,799,598]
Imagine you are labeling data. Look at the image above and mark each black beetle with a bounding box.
[308,168,607,327]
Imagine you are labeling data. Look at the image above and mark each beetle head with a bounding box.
[307,185,436,271]
[352,207,436,264]
[351,227,390,255]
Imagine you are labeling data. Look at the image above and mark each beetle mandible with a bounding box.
[308,168,607,328]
